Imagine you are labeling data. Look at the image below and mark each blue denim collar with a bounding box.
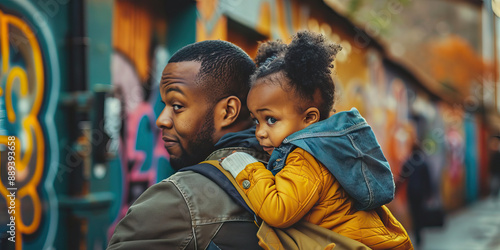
[268,108,395,210]
[215,126,263,152]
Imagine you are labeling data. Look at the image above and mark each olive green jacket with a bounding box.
[107,146,269,250]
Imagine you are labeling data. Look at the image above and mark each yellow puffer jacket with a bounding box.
[235,148,413,250]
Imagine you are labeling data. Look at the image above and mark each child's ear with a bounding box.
[303,107,320,125]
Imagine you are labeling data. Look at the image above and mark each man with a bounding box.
[107,40,269,249]
[489,135,500,202]
[400,143,433,247]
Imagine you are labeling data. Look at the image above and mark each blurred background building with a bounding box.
[0,0,498,249]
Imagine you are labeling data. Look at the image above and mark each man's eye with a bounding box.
[173,104,183,111]
[266,117,277,125]
[252,118,259,125]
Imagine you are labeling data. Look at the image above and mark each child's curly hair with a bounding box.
[251,31,342,120]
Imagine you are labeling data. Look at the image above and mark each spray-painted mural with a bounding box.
[0,9,45,249]
[106,0,173,238]
[0,0,488,249]
[0,1,60,249]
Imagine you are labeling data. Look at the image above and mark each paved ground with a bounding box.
[419,197,500,250]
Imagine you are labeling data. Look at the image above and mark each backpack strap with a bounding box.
[180,160,256,216]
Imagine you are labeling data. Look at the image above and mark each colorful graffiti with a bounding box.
[0,5,58,249]
[107,51,171,237]
[106,0,173,238]
[440,105,467,209]
[0,1,487,249]
[0,9,45,250]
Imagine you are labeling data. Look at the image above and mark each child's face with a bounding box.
[247,80,319,155]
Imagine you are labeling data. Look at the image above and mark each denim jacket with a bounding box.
[268,108,395,210]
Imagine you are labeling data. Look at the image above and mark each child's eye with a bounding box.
[266,117,277,125]
[252,118,259,125]
[173,104,184,111]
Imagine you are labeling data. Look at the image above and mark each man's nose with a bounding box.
[156,108,173,129]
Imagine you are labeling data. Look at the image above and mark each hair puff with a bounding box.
[284,31,342,96]
[254,40,288,67]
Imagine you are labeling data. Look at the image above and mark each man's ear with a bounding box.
[214,96,242,129]
[303,107,320,125]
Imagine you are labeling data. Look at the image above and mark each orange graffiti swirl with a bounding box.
[0,10,45,250]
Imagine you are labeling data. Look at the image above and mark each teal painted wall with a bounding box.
[464,114,479,203]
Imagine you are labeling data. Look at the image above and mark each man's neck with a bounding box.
[214,119,254,142]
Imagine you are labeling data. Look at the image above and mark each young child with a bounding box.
[221,31,413,249]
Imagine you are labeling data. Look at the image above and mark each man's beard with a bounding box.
[170,111,216,171]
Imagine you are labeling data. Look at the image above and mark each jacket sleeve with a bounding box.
[235,149,325,228]
[107,180,193,250]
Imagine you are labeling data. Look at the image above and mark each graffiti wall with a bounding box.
[0,0,488,249]
[106,0,174,238]
[0,1,61,249]
[1,0,191,248]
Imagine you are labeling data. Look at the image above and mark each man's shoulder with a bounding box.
[164,167,214,185]
[134,170,217,205]
[163,166,255,222]
[162,167,234,203]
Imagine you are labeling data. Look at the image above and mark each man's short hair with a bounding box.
[169,40,255,105]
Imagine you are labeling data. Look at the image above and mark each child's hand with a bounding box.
[220,152,258,178]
